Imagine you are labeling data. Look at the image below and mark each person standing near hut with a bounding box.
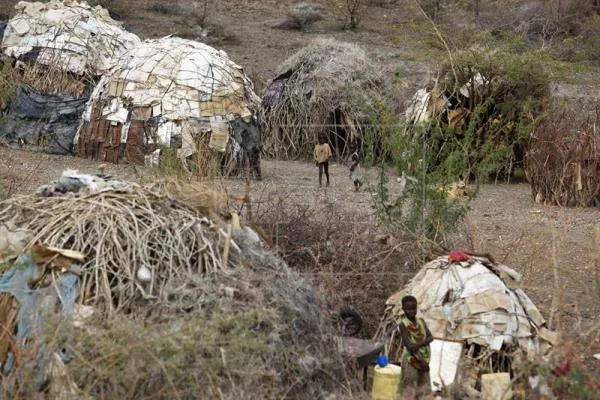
[314,136,332,187]
[398,295,433,399]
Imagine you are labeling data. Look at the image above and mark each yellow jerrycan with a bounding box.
[372,363,401,400]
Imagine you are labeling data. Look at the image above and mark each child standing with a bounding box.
[398,295,433,399]
[313,136,332,187]
[349,151,362,191]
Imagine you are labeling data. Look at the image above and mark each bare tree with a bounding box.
[193,0,209,26]
[347,0,364,29]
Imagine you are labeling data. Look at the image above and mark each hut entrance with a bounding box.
[327,109,358,159]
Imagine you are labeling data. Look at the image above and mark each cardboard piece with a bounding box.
[481,373,512,400]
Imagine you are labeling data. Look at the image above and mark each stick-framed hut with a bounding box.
[0,173,343,398]
[75,36,262,177]
[525,105,600,207]
[261,38,386,160]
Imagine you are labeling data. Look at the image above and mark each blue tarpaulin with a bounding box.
[0,253,79,382]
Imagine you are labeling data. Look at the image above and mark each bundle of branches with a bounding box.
[0,178,351,398]
[525,106,600,207]
[407,50,550,182]
[261,38,386,160]
[0,179,232,315]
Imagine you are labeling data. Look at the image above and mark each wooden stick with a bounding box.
[222,223,233,268]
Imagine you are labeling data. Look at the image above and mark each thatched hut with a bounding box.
[261,38,385,160]
[75,37,262,177]
[0,172,343,399]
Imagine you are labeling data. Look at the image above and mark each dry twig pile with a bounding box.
[525,106,600,207]
[0,180,230,314]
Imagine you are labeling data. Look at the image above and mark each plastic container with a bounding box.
[372,363,401,400]
[377,354,388,367]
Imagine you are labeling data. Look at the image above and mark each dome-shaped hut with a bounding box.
[0,173,342,398]
[75,37,261,177]
[1,0,140,76]
[0,1,140,156]
[261,38,386,160]
[375,254,557,395]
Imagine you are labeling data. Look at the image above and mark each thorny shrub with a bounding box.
[436,50,550,181]
[250,189,416,336]
[361,99,470,250]
[286,3,325,31]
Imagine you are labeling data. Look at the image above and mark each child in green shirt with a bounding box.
[398,295,433,399]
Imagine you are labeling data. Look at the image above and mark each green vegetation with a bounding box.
[363,48,550,247]
[441,50,550,178]
[365,103,469,249]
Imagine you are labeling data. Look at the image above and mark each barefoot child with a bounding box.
[349,151,362,191]
[398,295,433,399]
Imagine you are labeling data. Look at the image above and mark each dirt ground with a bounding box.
[2,146,599,375]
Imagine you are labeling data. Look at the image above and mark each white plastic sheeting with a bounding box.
[1,0,140,75]
[405,88,431,125]
[404,88,450,126]
[429,339,462,392]
[77,36,259,161]
[383,256,552,353]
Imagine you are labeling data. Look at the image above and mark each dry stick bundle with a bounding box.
[0,184,237,315]
[17,56,90,97]
[526,106,600,207]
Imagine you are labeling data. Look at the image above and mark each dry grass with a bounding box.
[2,265,357,399]
[0,59,90,103]
[284,3,325,30]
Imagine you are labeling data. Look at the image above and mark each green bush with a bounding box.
[362,50,549,248]
[436,50,550,181]
[362,101,469,249]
